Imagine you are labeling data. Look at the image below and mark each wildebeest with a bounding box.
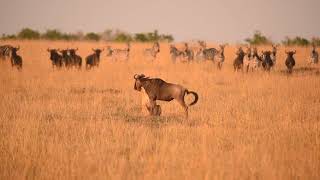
[271,44,279,65]
[233,47,246,71]
[69,48,82,69]
[10,46,23,70]
[47,48,63,69]
[285,50,296,73]
[216,44,226,70]
[144,42,160,61]
[85,48,103,69]
[169,45,185,63]
[0,45,12,60]
[133,74,198,118]
[59,49,72,68]
[310,45,318,64]
[261,51,274,71]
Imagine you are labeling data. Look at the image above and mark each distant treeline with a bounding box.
[1,28,174,42]
[245,31,320,46]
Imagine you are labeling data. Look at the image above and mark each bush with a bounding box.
[311,37,320,46]
[84,32,101,41]
[282,36,310,46]
[114,33,132,42]
[245,31,271,45]
[42,29,63,40]
[17,28,40,39]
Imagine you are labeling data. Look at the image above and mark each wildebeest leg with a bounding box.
[176,98,188,118]
[147,100,157,116]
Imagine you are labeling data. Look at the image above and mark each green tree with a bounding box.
[84,32,101,41]
[114,33,132,42]
[245,31,271,45]
[134,33,148,42]
[17,28,40,39]
[42,29,63,40]
[282,36,310,46]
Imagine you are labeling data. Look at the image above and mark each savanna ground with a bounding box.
[0,40,319,180]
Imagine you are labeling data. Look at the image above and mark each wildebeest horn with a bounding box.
[134,74,139,79]
[75,48,78,51]
[92,48,95,51]
[293,50,296,54]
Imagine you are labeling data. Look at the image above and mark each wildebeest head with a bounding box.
[285,50,296,58]
[92,48,104,56]
[262,50,272,57]
[11,46,20,53]
[133,74,146,91]
[59,49,69,56]
[68,48,78,56]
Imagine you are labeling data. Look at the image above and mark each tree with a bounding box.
[17,28,40,39]
[114,33,132,42]
[84,32,101,41]
[245,31,271,45]
[42,29,63,40]
[282,36,310,46]
[134,33,148,42]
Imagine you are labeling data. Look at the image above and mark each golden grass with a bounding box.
[0,40,319,179]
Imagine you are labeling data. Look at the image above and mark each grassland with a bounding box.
[0,40,319,179]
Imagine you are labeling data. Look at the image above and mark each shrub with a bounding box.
[17,28,40,39]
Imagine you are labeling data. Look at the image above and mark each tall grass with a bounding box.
[0,40,319,179]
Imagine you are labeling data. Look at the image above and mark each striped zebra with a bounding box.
[107,43,130,61]
[243,46,252,72]
[197,41,219,62]
[249,48,263,72]
[216,44,226,70]
[0,45,13,60]
[169,44,185,63]
[310,45,319,64]
[144,42,160,61]
[183,43,194,61]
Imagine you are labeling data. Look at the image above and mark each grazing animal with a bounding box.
[198,41,218,62]
[233,47,246,71]
[59,49,72,68]
[133,74,198,118]
[85,48,103,69]
[144,42,160,60]
[10,46,23,70]
[47,48,63,68]
[285,50,296,73]
[249,47,263,71]
[0,45,12,60]
[243,47,253,72]
[69,48,82,69]
[216,44,226,70]
[310,45,319,64]
[271,44,279,65]
[141,87,161,116]
[169,45,185,63]
[261,51,274,71]
[109,43,130,61]
[183,43,194,61]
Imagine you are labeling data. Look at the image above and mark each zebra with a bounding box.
[197,41,219,62]
[169,44,185,63]
[85,48,103,69]
[0,45,13,60]
[69,48,82,69]
[216,44,226,70]
[144,42,160,61]
[47,48,63,69]
[249,47,263,72]
[183,43,194,62]
[10,46,23,70]
[243,46,253,72]
[310,44,319,64]
[107,43,130,61]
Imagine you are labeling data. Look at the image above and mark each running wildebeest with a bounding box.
[233,47,246,71]
[310,44,318,64]
[59,49,72,68]
[10,46,23,70]
[144,42,160,60]
[133,74,198,118]
[170,44,185,63]
[261,51,274,71]
[85,48,103,69]
[47,48,63,69]
[216,44,226,70]
[0,45,12,60]
[285,50,296,73]
[69,48,82,69]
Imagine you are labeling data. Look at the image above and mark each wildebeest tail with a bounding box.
[185,90,198,106]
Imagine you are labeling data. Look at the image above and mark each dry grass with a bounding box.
[0,40,320,180]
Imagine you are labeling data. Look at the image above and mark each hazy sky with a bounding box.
[0,0,319,43]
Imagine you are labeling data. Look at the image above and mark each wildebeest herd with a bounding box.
[1,41,319,73]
